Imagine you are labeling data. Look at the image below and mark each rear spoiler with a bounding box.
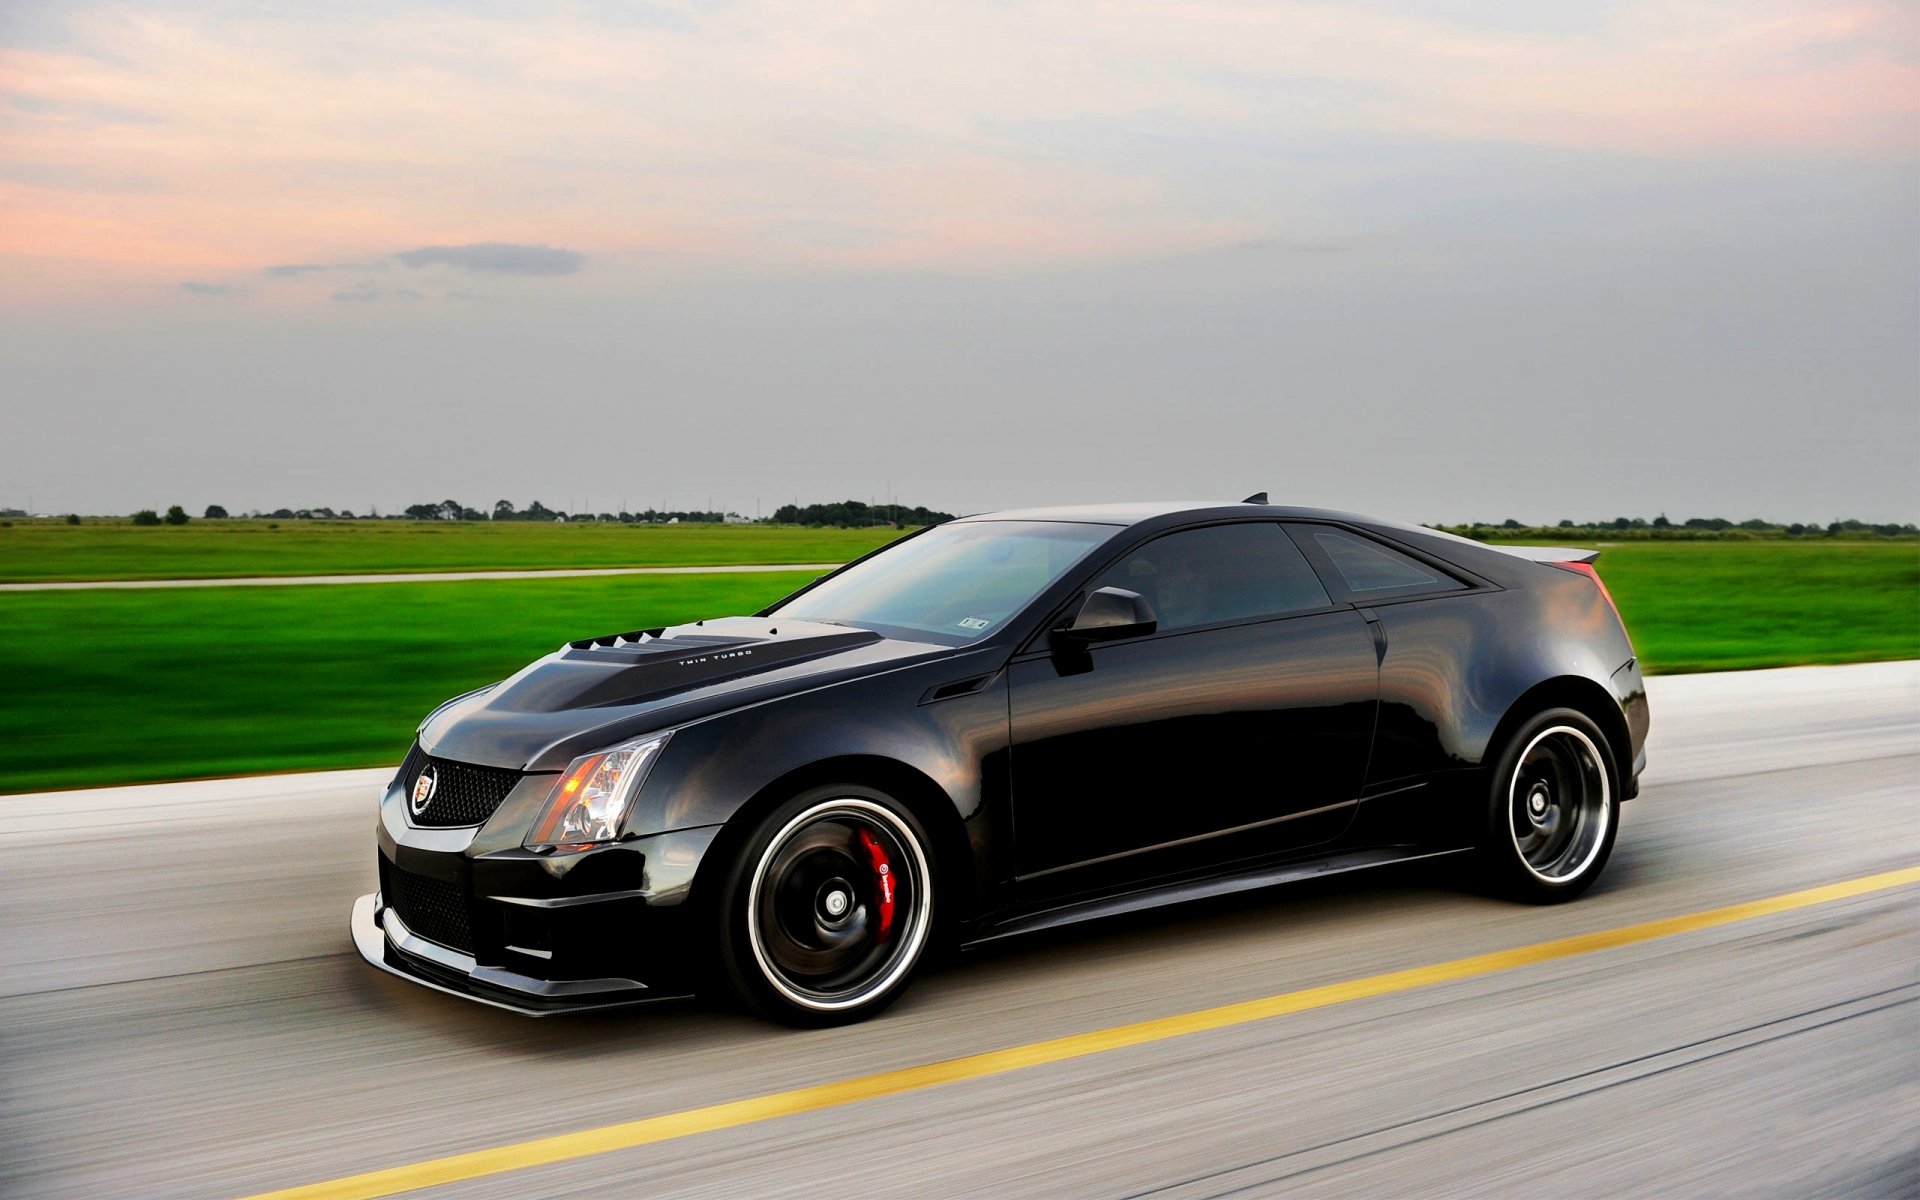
[1500,545,1621,623]
[1488,545,1601,565]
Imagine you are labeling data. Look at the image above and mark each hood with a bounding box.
[419,616,957,771]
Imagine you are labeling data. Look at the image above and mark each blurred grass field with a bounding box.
[0,519,904,581]
[0,538,1912,794]
[1562,540,1918,673]
[0,572,819,794]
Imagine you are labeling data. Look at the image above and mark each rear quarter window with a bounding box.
[1290,527,1467,599]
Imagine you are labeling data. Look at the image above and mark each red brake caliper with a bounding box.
[855,829,896,944]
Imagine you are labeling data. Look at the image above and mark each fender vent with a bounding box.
[920,674,994,704]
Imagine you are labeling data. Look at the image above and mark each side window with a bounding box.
[1291,527,1465,598]
[1090,523,1332,634]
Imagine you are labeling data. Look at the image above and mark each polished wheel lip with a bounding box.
[1508,724,1611,885]
[746,796,933,1012]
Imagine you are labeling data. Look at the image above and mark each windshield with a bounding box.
[771,520,1115,642]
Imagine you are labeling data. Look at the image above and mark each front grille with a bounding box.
[388,867,473,953]
[399,744,521,828]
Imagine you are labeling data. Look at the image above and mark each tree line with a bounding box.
[34,505,1916,538]
[770,500,956,527]
[1433,516,1918,540]
[107,498,958,528]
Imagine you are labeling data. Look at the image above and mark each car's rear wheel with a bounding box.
[1478,708,1619,903]
[713,785,935,1025]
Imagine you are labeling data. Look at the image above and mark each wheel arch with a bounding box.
[686,754,976,936]
[1483,675,1631,790]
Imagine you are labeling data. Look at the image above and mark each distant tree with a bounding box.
[493,499,515,520]
[1652,513,1671,528]
[204,504,229,519]
[65,513,81,525]
[403,503,439,520]
[1557,519,1574,528]
[771,499,955,527]
[270,508,295,519]
[1500,518,1521,529]
[339,509,356,519]
[164,505,190,525]
[1611,517,1631,530]
[131,509,161,526]
[1787,523,1808,536]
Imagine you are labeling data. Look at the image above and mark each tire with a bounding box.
[712,785,936,1026]
[1477,707,1620,903]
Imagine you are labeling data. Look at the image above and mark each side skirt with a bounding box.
[961,844,1473,947]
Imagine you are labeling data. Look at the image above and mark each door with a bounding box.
[1008,522,1380,885]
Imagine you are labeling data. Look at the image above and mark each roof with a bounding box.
[954,499,1377,527]
[953,500,1568,590]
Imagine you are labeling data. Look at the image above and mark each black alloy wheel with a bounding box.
[1479,707,1620,903]
[714,785,935,1025]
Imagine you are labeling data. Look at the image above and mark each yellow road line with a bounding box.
[247,865,1920,1200]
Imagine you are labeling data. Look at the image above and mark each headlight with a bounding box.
[524,732,671,852]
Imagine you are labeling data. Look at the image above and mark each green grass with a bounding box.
[0,520,907,582]
[0,572,817,794]
[0,541,1911,794]
[1577,540,1919,674]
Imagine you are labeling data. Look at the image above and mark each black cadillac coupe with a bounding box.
[352,498,1649,1024]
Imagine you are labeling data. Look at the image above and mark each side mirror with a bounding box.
[1055,587,1157,645]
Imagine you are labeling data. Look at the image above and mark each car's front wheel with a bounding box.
[713,785,936,1025]
[1478,708,1620,903]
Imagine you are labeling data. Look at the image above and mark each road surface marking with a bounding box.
[242,865,1920,1200]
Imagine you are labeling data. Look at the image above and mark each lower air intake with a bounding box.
[389,868,473,954]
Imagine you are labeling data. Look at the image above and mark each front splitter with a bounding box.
[349,893,666,1017]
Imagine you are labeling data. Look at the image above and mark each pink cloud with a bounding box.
[1,0,1914,306]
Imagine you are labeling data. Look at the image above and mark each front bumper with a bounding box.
[353,758,722,1014]
[351,892,670,1015]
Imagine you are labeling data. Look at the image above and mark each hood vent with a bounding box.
[489,619,885,712]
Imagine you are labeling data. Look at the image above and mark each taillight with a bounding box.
[1549,560,1621,623]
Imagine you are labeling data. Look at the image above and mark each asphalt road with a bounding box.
[2,661,1915,1199]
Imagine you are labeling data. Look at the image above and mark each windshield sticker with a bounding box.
[957,616,992,630]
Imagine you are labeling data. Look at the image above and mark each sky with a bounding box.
[2,0,1915,524]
